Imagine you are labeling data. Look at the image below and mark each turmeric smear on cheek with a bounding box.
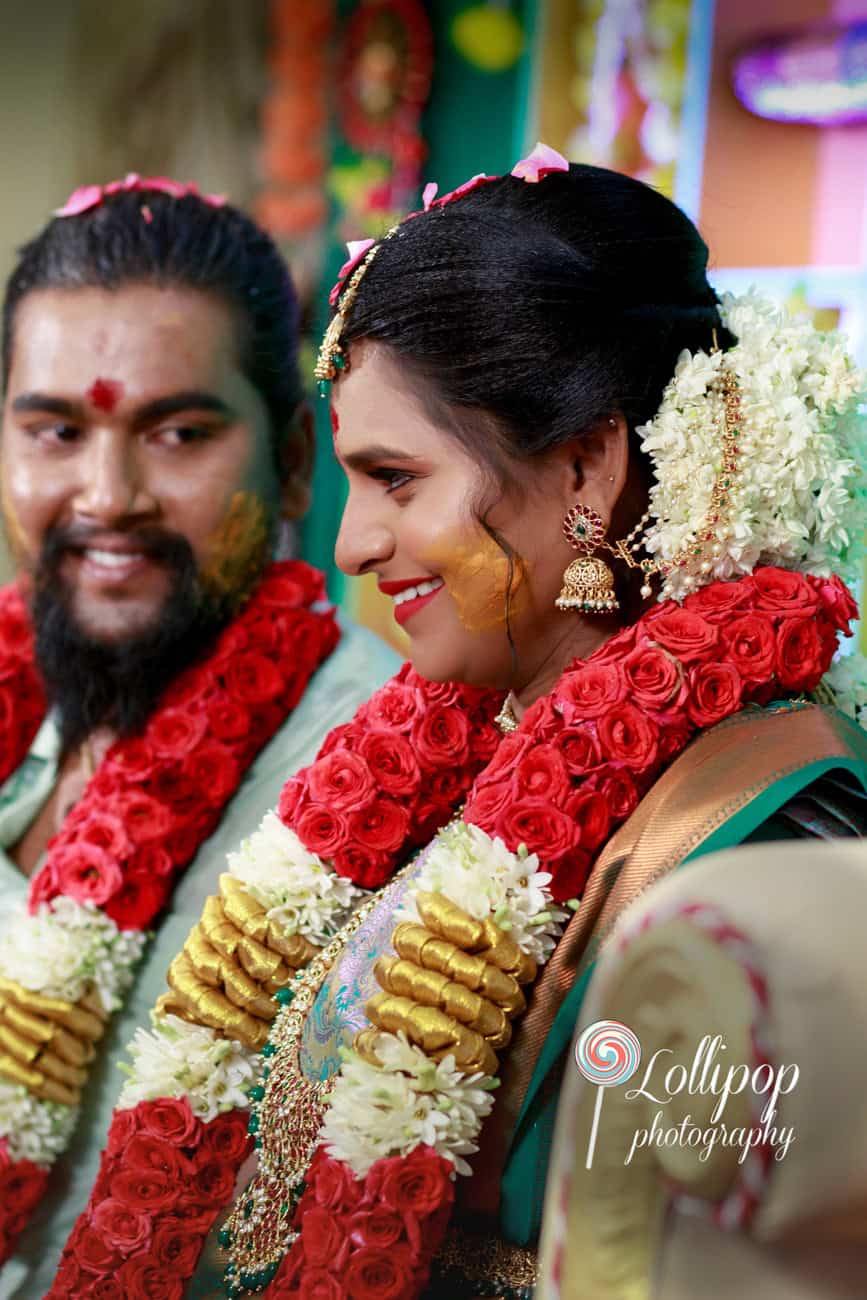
[200,491,270,612]
[0,472,32,563]
[424,529,530,633]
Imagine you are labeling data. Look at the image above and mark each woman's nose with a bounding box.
[334,492,395,576]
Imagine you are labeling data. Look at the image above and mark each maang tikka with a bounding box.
[555,502,620,614]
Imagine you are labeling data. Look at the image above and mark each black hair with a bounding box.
[342,163,735,479]
[2,188,302,451]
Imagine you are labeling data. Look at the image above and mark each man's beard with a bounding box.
[32,526,234,755]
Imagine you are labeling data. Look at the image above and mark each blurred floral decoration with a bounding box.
[451,3,525,73]
[329,0,434,243]
[256,0,335,306]
[732,20,867,126]
[567,0,691,196]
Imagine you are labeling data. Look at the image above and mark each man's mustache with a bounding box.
[37,524,196,576]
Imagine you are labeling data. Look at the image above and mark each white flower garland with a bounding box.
[322,822,566,1178]
[640,289,867,601]
[118,1013,258,1122]
[0,1081,78,1167]
[227,812,365,946]
[0,897,146,1011]
[824,653,867,728]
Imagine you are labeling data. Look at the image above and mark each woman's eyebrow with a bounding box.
[339,444,425,469]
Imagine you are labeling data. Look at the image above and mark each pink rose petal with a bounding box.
[511,141,569,182]
[422,181,438,210]
[54,185,103,218]
[329,238,376,305]
[140,205,153,225]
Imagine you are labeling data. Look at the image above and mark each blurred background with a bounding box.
[0,0,865,650]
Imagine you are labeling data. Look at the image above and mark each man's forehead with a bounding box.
[7,284,238,397]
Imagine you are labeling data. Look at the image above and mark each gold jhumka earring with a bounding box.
[555,502,620,614]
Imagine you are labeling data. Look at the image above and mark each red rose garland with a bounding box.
[0,561,339,1270]
[53,568,857,1297]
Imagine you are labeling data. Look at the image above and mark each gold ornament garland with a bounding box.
[0,977,107,1106]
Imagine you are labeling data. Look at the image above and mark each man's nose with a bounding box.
[334,494,394,576]
[72,430,156,525]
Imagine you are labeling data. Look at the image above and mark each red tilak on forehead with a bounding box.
[330,407,339,441]
[87,378,124,412]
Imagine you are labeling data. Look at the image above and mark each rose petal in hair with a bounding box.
[511,142,569,182]
[329,239,376,306]
[422,181,438,210]
[431,173,496,208]
[54,185,104,218]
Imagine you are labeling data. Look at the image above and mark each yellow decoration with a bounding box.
[451,5,524,73]
[0,976,107,1105]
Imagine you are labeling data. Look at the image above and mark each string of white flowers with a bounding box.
[639,289,867,602]
[0,1081,78,1167]
[824,653,867,729]
[226,811,366,945]
[0,897,146,1011]
[117,1013,258,1122]
[321,823,566,1178]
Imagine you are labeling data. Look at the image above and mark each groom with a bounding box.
[0,178,397,1296]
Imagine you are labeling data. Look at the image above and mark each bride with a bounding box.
[53,146,867,1299]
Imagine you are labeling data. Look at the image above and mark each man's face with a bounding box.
[1,283,284,642]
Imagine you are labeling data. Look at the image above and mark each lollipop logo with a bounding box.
[575,1019,642,1168]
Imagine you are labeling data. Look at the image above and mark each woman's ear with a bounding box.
[560,413,630,526]
[279,405,315,520]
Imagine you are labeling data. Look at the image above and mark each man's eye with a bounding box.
[155,426,211,446]
[34,423,81,444]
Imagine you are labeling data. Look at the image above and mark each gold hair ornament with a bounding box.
[314,243,383,396]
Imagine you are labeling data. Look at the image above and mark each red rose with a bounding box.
[88,1278,125,1300]
[723,613,776,683]
[813,575,858,634]
[623,643,684,712]
[367,682,420,732]
[685,577,755,623]
[129,843,173,878]
[110,1170,175,1213]
[194,1159,236,1205]
[308,750,376,811]
[644,608,718,663]
[687,662,743,727]
[331,844,387,889]
[151,1217,205,1273]
[293,1268,343,1300]
[656,716,694,763]
[311,1150,362,1213]
[464,780,517,828]
[112,792,171,845]
[116,1256,184,1299]
[183,741,240,806]
[752,567,818,616]
[51,843,123,907]
[316,722,359,757]
[412,705,470,767]
[90,1198,152,1254]
[426,767,470,806]
[358,731,421,796]
[597,702,659,770]
[71,1225,120,1275]
[164,822,205,866]
[513,744,571,801]
[776,617,825,689]
[549,846,593,902]
[258,570,313,607]
[125,1134,188,1183]
[559,727,602,777]
[350,1206,405,1250]
[150,767,200,817]
[148,707,208,757]
[587,622,637,663]
[565,790,611,853]
[499,798,580,863]
[77,812,131,860]
[139,1097,202,1147]
[295,805,349,857]
[200,1111,251,1162]
[224,650,284,703]
[52,1255,83,1296]
[593,771,640,820]
[161,663,215,706]
[208,693,252,743]
[301,1206,348,1269]
[349,798,410,853]
[103,739,159,781]
[556,663,625,719]
[521,696,562,740]
[105,1108,140,1157]
[27,863,58,909]
[103,870,169,931]
[477,733,531,781]
[343,1244,414,1300]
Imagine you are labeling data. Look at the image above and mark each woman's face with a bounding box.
[333,342,609,689]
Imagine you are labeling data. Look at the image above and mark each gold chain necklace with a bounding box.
[217,862,418,1296]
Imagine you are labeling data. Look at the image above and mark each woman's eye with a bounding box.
[370,468,414,493]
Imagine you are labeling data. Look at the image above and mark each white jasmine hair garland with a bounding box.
[638,290,867,602]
